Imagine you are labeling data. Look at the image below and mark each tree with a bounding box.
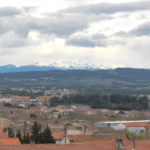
[22,132,30,144]
[30,114,36,118]
[41,125,55,144]
[3,127,7,132]
[8,128,14,138]
[16,130,23,144]
[58,113,61,119]
[30,121,41,144]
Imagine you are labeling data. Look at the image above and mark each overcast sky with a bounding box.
[0,0,150,67]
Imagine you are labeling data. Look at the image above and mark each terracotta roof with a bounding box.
[68,134,128,143]
[0,138,21,145]
[52,131,64,140]
[123,123,150,127]
[12,96,30,99]
[0,143,117,150]
[123,141,150,150]
[0,127,9,139]
[0,132,9,139]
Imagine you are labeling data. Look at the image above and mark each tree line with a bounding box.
[50,94,148,111]
[3,121,55,144]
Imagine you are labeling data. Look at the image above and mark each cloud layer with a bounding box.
[0,0,150,67]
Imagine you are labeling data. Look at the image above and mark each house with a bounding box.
[118,123,150,135]
[97,109,109,113]
[55,108,73,113]
[36,96,52,103]
[0,138,21,145]
[66,126,84,135]
[87,110,96,115]
[112,110,120,114]
[95,120,150,128]
[65,134,128,144]
[71,105,91,110]
[52,131,64,144]
[0,126,21,145]
[11,96,30,103]
[0,98,11,103]
[0,118,10,128]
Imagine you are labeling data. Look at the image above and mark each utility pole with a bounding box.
[24,121,26,132]
[64,123,69,144]
[133,136,135,150]
[64,124,67,144]
[84,125,86,135]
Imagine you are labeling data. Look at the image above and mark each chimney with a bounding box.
[114,138,124,149]
[93,132,99,138]
[30,139,35,144]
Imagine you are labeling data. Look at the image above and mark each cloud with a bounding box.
[0,10,113,39]
[62,1,150,14]
[22,6,39,13]
[0,7,22,17]
[66,34,108,47]
[0,31,38,48]
[129,22,150,36]
[113,22,150,38]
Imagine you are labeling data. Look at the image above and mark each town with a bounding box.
[0,87,150,149]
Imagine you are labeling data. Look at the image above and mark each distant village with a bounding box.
[0,88,150,149]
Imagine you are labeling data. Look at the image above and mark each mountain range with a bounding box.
[0,59,149,73]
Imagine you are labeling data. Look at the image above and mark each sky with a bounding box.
[0,0,150,67]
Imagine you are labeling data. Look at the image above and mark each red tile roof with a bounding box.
[0,127,9,139]
[123,141,150,150]
[0,143,117,150]
[52,131,64,140]
[0,138,21,145]
[123,123,150,127]
[68,134,128,143]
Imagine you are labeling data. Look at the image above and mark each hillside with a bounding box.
[0,68,150,89]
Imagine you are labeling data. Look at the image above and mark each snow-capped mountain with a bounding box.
[31,59,128,70]
[0,59,149,73]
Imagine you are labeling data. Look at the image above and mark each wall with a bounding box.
[0,119,10,128]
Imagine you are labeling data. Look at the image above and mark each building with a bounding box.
[95,120,150,128]
[0,118,10,128]
[36,96,52,103]
[117,123,150,135]
[0,126,21,145]
[0,98,11,103]
[71,105,91,110]
[52,131,64,144]
[11,96,30,103]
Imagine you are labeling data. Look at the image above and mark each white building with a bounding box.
[116,123,150,135]
[95,120,150,129]
[0,98,11,103]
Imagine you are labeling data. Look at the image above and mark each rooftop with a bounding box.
[123,123,150,127]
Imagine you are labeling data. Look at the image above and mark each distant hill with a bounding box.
[0,68,150,89]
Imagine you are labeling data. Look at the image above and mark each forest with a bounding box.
[50,94,149,111]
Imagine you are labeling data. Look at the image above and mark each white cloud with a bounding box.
[0,0,150,67]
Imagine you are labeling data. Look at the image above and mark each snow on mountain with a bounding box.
[1,59,150,74]
[29,59,150,70]
[31,62,49,67]
[48,59,101,69]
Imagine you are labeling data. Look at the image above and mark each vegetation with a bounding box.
[30,121,55,144]
[50,94,148,111]
[8,127,15,138]
[16,130,23,143]
[122,128,150,140]
[30,114,36,118]
[1,68,150,89]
